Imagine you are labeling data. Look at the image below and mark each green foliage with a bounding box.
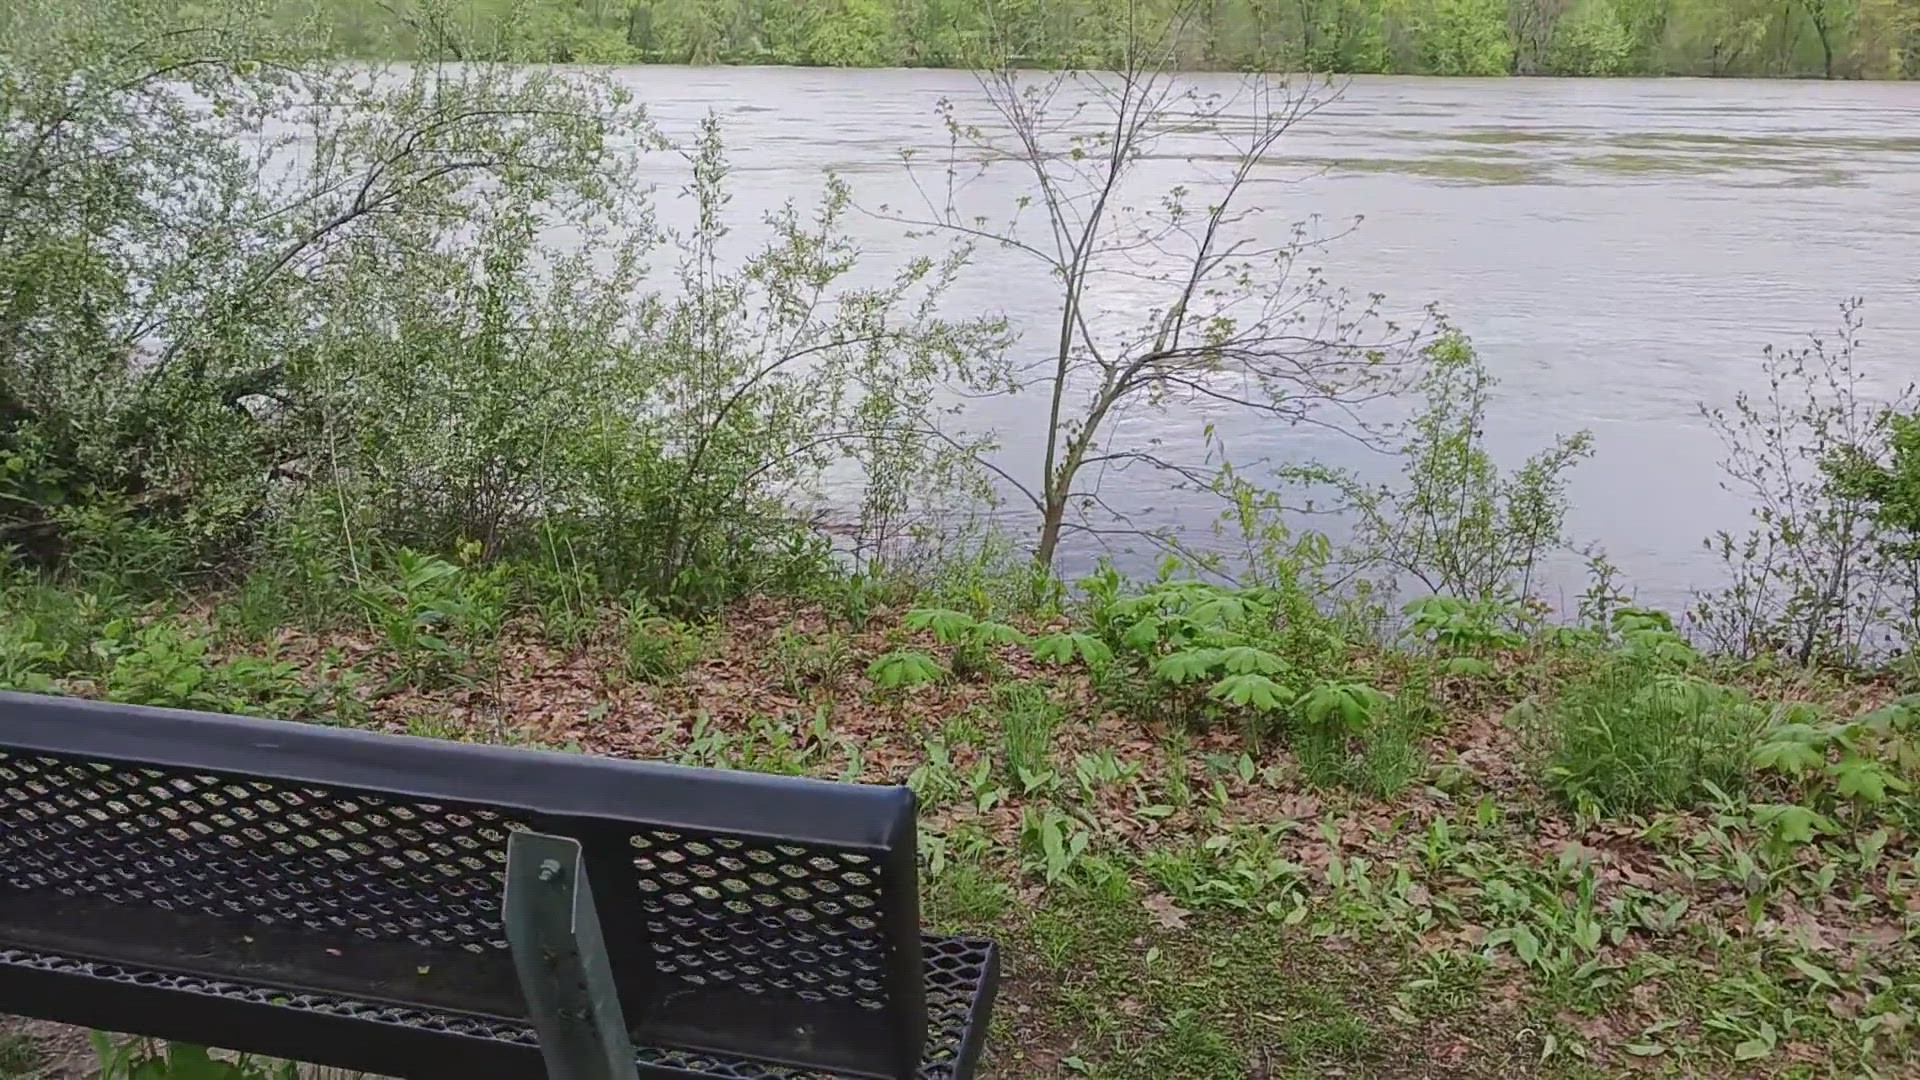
[906,606,1025,679]
[993,682,1062,786]
[92,1036,294,1080]
[866,648,943,689]
[1418,0,1514,74]
[1826,407,1920,675]
[1694,302,1916,666]
[1209,672,1292,712]
[1517,640,1770,816]
[1750,695,1919,827]
[622,607,708,686]
[353,550,505,689]
[1550,0,1635,75]
[1019,805,1093,885]
[1404,596,1527,655]
[2,7,995,615]
[1298,680,1390,735]
[1294,334,1592,607]
[0,617,66,692]
[1031,631,1112,668]
[293,0,1914,77]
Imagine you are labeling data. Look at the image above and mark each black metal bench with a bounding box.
[0,692,998,1079]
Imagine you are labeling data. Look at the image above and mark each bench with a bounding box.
[0,692,998,1079]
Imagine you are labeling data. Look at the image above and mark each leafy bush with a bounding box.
[1751,696,1917,825]
[77,616,351,721]
[0,617,67,693]
[1693,302,1916,666]
[1043,571,1402,779]
[1549,0,1634,75]
[1,9,998,617]
[1827,406,1920,677]
[1286,334,1592,608]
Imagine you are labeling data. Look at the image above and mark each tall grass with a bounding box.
[1522,657,1769,816]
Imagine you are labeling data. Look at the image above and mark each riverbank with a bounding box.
[2,566,1915,1078]
[300,0,1920,81]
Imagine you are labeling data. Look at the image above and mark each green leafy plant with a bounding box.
[354,550,480,689]
[1286,334,1592,608]
[1750,696,1918,831]
[866,649,943,690]
[1298,680,1391,735]
[1403,595,1527,677]
[622,606,708,686]
[0,617,67,693]
[904,607,1025,680]
[1208,672,1292,712]
[1030,631,1112,667]
[1693,302,1916,666]
[1019,806,1093,886]
[92,1036,297,1080]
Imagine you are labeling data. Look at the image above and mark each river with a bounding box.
[606,67,1920,614]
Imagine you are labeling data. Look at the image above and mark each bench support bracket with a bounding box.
[505,830,640,1080]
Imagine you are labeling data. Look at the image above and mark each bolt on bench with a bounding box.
[0,692,999,1079]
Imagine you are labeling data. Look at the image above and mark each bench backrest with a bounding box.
[0,692,925,1078]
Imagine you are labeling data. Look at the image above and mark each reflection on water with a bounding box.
[608,68,1920,612]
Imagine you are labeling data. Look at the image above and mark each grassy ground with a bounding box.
[2,589,1917,1079]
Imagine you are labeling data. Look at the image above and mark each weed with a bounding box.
[622,605,707,686]
[1515,650,1769,816]
[0,1033,40,1076]
[907,738,964,808]
[994,682,1062,787]
[0,617,66,693]
[1142,826,1310,917]
[769,625,852,695]
[92,1036,301,1080]
[1020,806,1095,885]
[353,549,507,689]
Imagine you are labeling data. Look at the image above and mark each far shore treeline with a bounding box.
[295,0,1920,80]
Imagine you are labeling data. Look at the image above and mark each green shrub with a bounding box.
[90,620,347,720]
[1750,695,1918,839]
[352,549,509,689]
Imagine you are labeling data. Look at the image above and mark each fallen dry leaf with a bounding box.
[1142,892,1190,932]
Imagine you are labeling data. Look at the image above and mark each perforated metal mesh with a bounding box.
[0,740,996,1076]
[0,934,998,1079]
[0,751,521,953]
[630,830,893,1011]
